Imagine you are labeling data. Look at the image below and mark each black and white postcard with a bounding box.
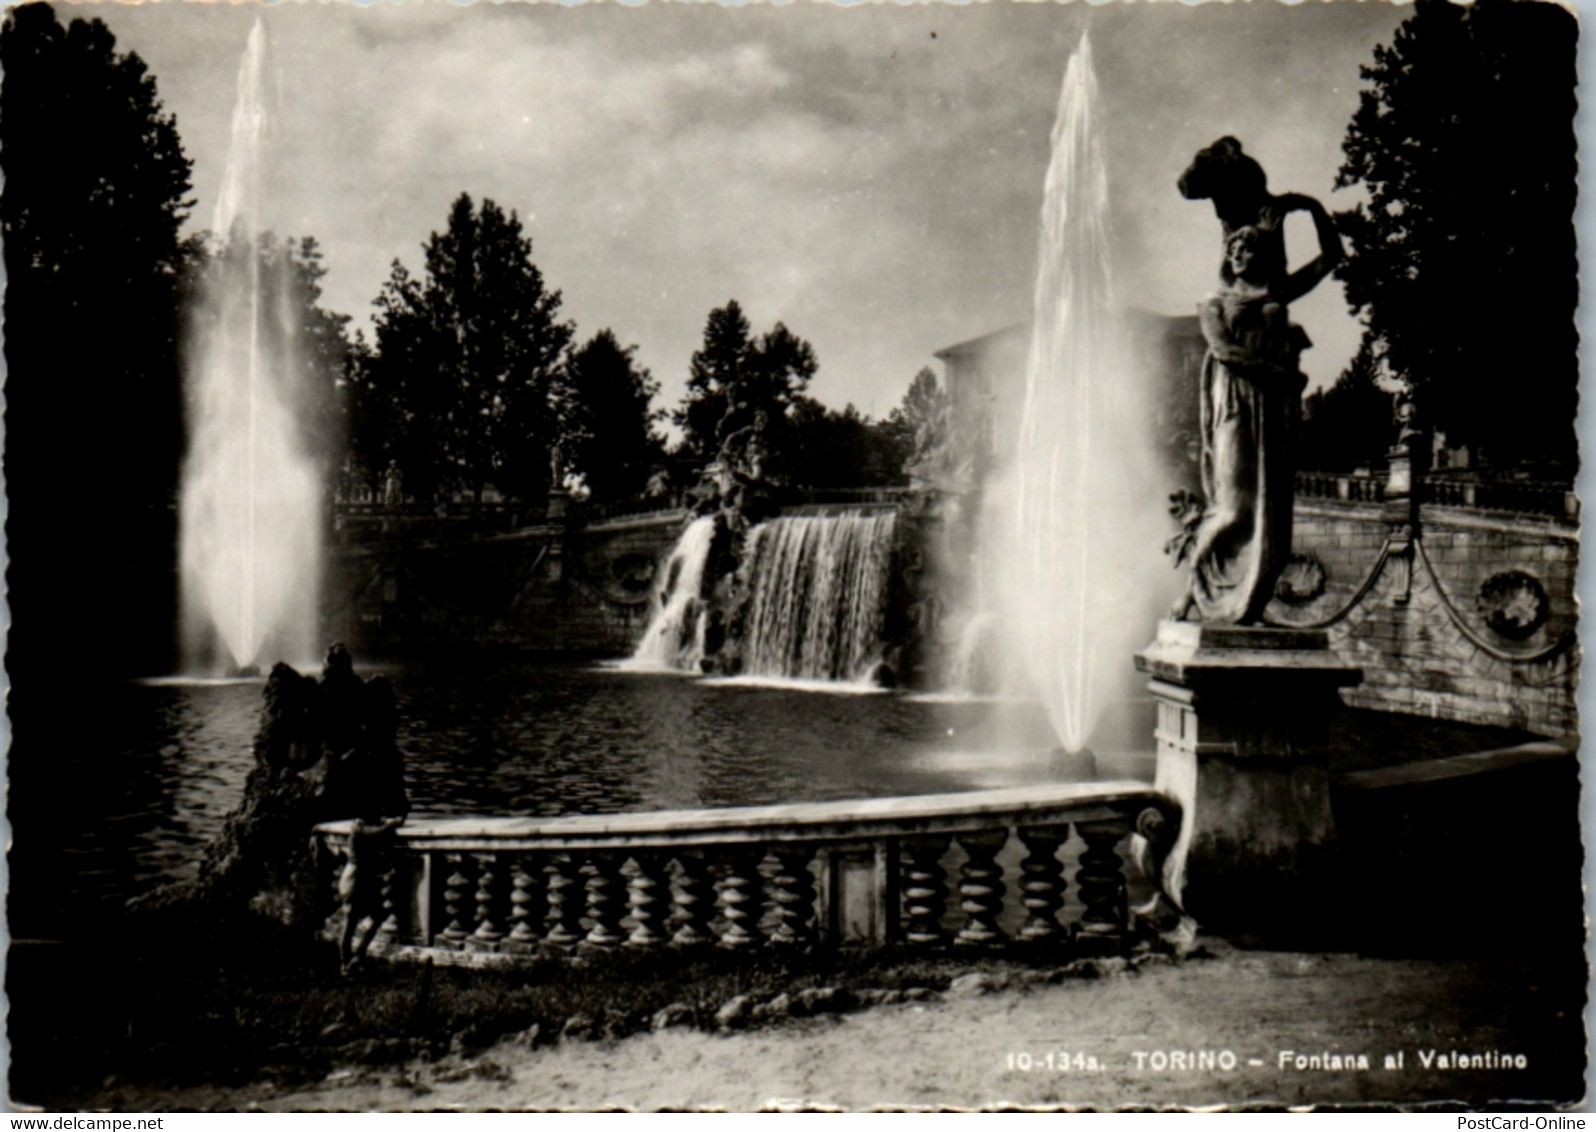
[4,0,1585,1113]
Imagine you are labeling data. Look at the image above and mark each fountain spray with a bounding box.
[180,20,322,675]
[989,31,1170,754]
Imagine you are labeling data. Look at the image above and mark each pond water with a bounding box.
[9,657,1156,939]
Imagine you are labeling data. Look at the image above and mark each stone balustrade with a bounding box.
[314,782,1180,965]
[1294,470,1575,520]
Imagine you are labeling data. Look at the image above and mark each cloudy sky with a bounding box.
[92,1,1410,421]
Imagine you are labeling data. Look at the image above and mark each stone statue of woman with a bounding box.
[1170,138,1344,624]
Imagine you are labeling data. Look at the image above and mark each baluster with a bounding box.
[1075,819,1131,956]
[1016,824,1070,945]
[544,853,584,950]
[671,850,716,947]
[376,860,401,949]
[583,852,627,950]
[900,835,952,946]
[436,854,471,950]
[955,829,1009,947]
[769,845,818,947]
[467,853,504,951]
[503,855,544,954]
[719,849,767,949]
[627,852,671,948]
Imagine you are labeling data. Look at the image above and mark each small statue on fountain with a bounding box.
[1168,137,1345,625]
[382,460,403,508]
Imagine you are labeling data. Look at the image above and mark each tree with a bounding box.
[2,2,194,675]
[881,366,949,479]
[786,397,906,489]
[674,300,818,467]
[676,300,751,466]
[1334,0,1577,472]
[554,329,665,502]
[357,194,573,501]
[1298,346,1397,474]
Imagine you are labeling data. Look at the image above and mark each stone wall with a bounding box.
[326,510,689,657]
[1279,500,1579,738]
[326,492,1580,738]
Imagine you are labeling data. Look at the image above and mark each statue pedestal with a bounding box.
[1134,621,1361,938]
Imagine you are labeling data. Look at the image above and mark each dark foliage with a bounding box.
[2,2,195,678]
[783,398,888,489]
[1334,0,1577,473]
[353,194,573,502]
[1297,347,1398,473]
[555,329,666,503]
[784,397,917,490]
[674,300,817,469]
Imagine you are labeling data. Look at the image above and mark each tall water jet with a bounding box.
[987,33,1168,751]
[180,21,323,674]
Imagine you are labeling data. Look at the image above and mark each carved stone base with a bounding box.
[1135,620,1361,939]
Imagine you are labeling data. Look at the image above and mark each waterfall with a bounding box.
[741,511,897,684]
[983,32,1168,750]
[625,515,718,672]
[179,20,322,673]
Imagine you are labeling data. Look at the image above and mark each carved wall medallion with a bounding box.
[1477,570,1549,641]
[606,553,659,602]
[1274,553,1327,605]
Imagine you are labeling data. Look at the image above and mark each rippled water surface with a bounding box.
[12,657,1154,936]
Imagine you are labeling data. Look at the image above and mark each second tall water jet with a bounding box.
[180,21,322,674]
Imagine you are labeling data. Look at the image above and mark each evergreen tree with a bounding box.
[555,329,665,503]
[2,2,194,675]
[881,366,949,478]
[676,300,753,465]
[1298,347,1397,473]
[1334,0,1576,472]
[675,300,817,467]
[359,194,572,500]
[786,397,906,489]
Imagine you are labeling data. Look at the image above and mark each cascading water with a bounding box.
[179,21,323,674]
[984,33,1168,751]
[626,515,718,672]
[740,511,897,684]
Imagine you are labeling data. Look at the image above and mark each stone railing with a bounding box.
[1424,477,1576,521]
[332,499,536,537]
[1295,470,1575,520]
[1294,471,1386,505]
[314,782,1179,964]
[792,487,917,507]
[579,496,690,527]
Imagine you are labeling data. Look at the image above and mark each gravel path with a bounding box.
[117,947,1585,1112]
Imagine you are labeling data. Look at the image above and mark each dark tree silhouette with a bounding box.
[674,300,817,468]
[1334,0,1577,473]
[554,329,665,503]
[676,300,751,466]
[355,194,573,501]
[785,398,906,489]
[2,2,195,676]
[1298,346,1398,474]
